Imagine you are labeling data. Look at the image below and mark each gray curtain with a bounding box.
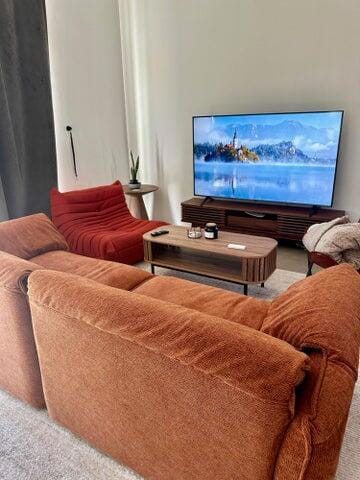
[0,0,57,220]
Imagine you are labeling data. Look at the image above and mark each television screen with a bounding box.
[193,111,343,207]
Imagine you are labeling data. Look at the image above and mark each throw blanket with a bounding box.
[303,216,360,269]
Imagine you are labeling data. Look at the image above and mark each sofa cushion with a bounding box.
[261,264,360,374]
[133,275,269,330]
[0,213,68,259]
[31,250,152,291]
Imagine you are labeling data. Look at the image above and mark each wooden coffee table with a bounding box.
[143,225,277,295]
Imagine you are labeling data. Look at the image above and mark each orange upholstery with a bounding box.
[0,252,45,408]
[262,264,360,480]
[133,275,269,330]
[0,213,151,408]
[26,264,360,479]
[29,270,308,480]
[0,213,68,259]
[31,250,151,291]
[262,264,360,374]
[1,210,359,479]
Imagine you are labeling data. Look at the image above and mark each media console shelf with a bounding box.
[181,197,345,242]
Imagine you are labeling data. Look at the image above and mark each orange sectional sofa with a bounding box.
[27,263,360,480]
[0,213,152,408]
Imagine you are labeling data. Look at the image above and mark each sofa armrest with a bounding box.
[263,265,360,480]
[28,269,308,406]
[262,264,360,376]
[0,251,42,293]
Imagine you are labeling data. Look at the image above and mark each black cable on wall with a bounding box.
[66,125,78,178]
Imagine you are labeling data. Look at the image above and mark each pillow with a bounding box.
[0,213,68,260]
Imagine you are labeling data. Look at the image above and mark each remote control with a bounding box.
[227,243,246,250]
[150,229,169,237]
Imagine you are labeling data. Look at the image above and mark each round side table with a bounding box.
[123,184,159,220]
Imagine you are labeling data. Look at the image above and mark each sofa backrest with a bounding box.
[28,269,308,480]
[0,213,69,260]
[262,264,360,479]
[51,181,131,232]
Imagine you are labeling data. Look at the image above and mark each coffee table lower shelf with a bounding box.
[144,244,272,295]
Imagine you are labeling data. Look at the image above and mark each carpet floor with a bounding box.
[145,264,305,299]
[0,267,358,479]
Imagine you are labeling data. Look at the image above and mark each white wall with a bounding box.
[125,0,360,222]
[46,0,129,192]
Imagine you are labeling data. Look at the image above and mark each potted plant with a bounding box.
[129,150,141,189]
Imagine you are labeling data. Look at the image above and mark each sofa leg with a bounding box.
[243,284,248,296]
[261,282,265,288]
[151,264,155,274]
[307,259,313,277]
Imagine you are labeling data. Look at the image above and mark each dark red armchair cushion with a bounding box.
[51,181,167,265]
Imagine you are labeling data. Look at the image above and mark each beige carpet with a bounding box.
[0,267,358,479]
[143,264,305,299]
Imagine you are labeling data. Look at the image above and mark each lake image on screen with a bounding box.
[193,112,342,206]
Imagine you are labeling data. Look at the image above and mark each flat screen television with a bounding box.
[193,111,343,207]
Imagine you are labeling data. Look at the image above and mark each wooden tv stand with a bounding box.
[181,197,345,242]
